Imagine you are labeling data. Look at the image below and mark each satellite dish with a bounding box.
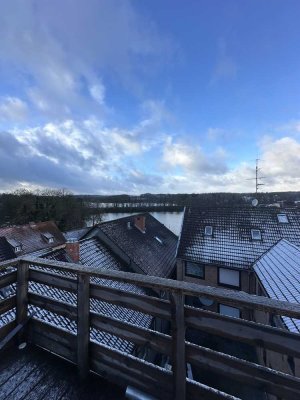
[199,297,214,307]
[252,199,258,207]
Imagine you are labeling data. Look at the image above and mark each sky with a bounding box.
[0,0,300,194]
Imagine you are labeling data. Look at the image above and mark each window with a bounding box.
[219,304,240,318]
[14,246,22,253]
[251,229,261,240]
[218,268,240,288]
[185,261,205,279]
[48,237,54,243]
[204,226,213,236]
[277,214,289,223]
[154,236,163,245]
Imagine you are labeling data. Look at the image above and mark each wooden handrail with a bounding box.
[1,257,300,400]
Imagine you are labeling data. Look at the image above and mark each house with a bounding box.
[82,213,178,279]
[176,206,300,317]
[0,221,66,260]
[253,239,300,378]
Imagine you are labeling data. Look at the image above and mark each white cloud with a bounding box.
[0,0,173,119]
[0,96,28,122]
[163,137,228,175]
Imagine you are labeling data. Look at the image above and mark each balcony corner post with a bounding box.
[170,290,186,400]
[77,272,90,381]
[16,260,29,343]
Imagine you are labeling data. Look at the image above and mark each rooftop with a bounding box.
[177,206,300,269]
[0,221,66,260]
[89,213,178,278]
[253,239,300,333]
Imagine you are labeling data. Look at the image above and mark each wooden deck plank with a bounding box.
[0,345,125,400]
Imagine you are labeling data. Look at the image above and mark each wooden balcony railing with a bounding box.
[1,256,300,400]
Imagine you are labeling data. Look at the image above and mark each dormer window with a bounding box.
[7,239,22,253]
[204,226,213,236]
[277,214,289,223]
[42,232,54,244]
[251,229,262,241]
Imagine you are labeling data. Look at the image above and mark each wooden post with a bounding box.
[77,273,90,380]
[16,261,29,343]
[170,290,186,400]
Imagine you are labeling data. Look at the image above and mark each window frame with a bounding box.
[204,225,213,236]
[218,267,241,289]
[251,229,262,241]
[185,261,205,279]
[218,303,241,318]
[277,213,289,224]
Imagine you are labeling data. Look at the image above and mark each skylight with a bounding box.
[154,236,163,245]
[277,214,289,223]
[251,229,262,241]
[204,226,213,236]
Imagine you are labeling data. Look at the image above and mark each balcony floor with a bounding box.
[0,344,125,400]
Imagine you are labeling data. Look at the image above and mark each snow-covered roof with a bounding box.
[177,207,300,270]
[0,238,153,354]
[63,227,90,242]
[89,213,178,278]
[253,239,300,333]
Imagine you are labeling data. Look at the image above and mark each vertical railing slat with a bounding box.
[16,262,29,324]
[77,272,90,380]
[171,290,186,400]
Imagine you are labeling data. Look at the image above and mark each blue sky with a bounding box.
[0,0,300,194]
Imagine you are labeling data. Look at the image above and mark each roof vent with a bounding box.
[127,221,132,230]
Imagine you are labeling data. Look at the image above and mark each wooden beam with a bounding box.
[0,270,17,290]
[77,273,90,380]
[16,262,29,325]
[28,319,77,363]
[29,269,77,292]
[28,292,77,320]
[0,314,33,352]
[90,283,171,320]
[186,342,300,400]
[90,341,173,400]
[21,256,300,319]
[170,291,186,400]
[90,311,172,356]
[0,295,16,315]
[0,321,16,342]
[185,306,300,358]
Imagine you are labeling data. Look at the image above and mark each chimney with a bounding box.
[134,215,146,233]
[65,240,80,263]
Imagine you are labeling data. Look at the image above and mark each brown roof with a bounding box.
[93,213,178,278]
[0,221,65,259]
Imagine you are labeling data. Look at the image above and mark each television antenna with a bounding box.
[246,158,265,194]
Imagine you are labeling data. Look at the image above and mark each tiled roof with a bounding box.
[97,213,178,278]
[253,239,300,333]
[0,221,65,259]
[3,238,153,354]
[0,237,16,262]
[177,207,300,270]
[63,227,90,242]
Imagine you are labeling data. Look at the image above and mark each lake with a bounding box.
[87,211,184,236]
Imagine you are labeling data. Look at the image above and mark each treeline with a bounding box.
[0,189,87,231]
[78,191,300,207]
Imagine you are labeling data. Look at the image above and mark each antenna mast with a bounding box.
[255,158,265,194]
[246,158,265,194]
